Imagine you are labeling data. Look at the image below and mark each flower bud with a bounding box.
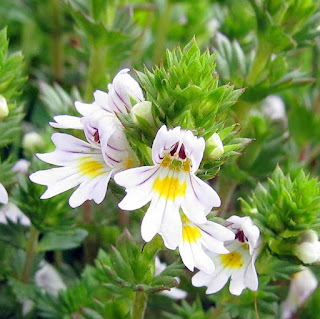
[107,68,144,114]
[295,241,320,264]
[131,101,154,126]
[22,132,45,154]
[12,159,30,174]
[0,95,9,118]
[206,133,224,159]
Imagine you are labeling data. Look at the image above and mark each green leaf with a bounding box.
[37,229,88,252]
[0,218,26,248]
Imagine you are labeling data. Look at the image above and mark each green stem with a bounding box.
[247,38,272,85]
[85,45,107,101]
[218,176,238,217]
[131,291,147,319]
[21,226,40,284]
[153,1,172,64]
[51,0,64,81]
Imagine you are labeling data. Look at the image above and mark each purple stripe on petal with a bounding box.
[114,86,130,110]
[137,166,160,186]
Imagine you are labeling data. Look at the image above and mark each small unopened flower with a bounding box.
[295,230,320,264]
[192,215,260,295]
[131,101,155,126]
[115,125,221,250]
[0,183,8,205]
[22,132,45,153]
[155,256,187,299]
[206,133,224,159]
[179,214,235,274]
[0,95,9,118]
[282,268,318,319]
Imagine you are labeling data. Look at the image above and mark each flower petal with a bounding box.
[69,172,112,207]
[229,268,246,295]
[141,197,165,243]
[200,220,235,242]
[181,130,205,172]
[93,90,111,112]
[181,175,220,224]
[205,269,230,294]
[50,115,83,129]
[159,200,182,249]
[192,270,214,287]
[0,183,8,205]
[115,166,158,210]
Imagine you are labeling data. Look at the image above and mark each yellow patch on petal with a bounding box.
[160,155,191,172]
[220,251,244,269]
[183,225,202,243]
[78,156,104,178]
[125,158,134,169]
[153,176,186,200]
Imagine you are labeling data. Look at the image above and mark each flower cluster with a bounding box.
[30,68,261,296]
[30,69,141,208]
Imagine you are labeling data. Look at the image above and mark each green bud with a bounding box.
[206,133,224,159]
[131,101,155,126]
[22,132,45,153]
[0,95,9,118]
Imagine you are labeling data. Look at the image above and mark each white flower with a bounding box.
[12,159,30,174]
[29,131,133,208]
[295,230,320,264]
[0,182,8,204]
[107,68,144,114]
[50,68,143,130]
[155,256,187,299]
[22,261,66,316]
[35,261,66,296]
[282,268,318,319]
[262,95,286,122]
[179,215,235,274]
[0,203,30,226]
[0,95,9,118]
[206,133,224,159]
[114,125,221,250]
[192,215,260,295]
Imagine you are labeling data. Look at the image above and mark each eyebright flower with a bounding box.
[50,68,145,160]
[192,215,260,295]
[29,131,135,208]
[0,203,30,226]
[282,268,318,319]
[30,69,143,207]
[179,214,235,274]
[50,68,144,131]
[0,182,8,205]
[114,125,221,250]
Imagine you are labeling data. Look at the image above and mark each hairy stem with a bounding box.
[131,291,147,319]
[21,226,40,283]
